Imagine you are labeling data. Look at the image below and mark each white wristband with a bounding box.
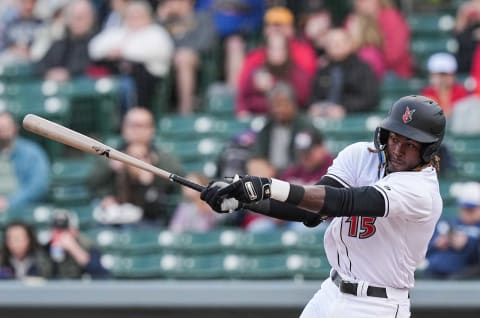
[270,178,291,202]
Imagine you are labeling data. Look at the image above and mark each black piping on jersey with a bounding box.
[374,185,390,217]
[339,217,352,272]
[394,304,399,318]
[323,173,351,188]
[317,176,354,274]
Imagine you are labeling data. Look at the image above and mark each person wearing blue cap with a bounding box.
[424,181,480,279]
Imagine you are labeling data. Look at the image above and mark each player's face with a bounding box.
[386,132,422,172]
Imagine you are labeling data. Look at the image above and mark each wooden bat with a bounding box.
[22,114,205,192]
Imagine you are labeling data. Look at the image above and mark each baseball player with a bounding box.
[201,95,446,318]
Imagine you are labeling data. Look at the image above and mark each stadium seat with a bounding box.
[51,157,95,185]
[204,83,235,117]
[312,113,383,141]
[407,13,455,36]
[160,254,227,279]
[92,227,164,255]
[280,229,327,256]
[231,229,288,255]
[104,254,165,279]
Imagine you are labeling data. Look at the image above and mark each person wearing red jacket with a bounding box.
[235,6,316,117]
[347,0,413,78]
[420,52,469,117]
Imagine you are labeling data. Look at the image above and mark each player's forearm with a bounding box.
[270,179,385,217]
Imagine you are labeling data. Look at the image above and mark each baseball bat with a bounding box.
[22,114,205,192]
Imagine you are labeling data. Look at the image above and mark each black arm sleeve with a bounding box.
[243,175,346,227]
[321,186,385,217]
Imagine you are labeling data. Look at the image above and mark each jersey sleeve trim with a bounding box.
[324,173,351,188]
[373,185,389,217]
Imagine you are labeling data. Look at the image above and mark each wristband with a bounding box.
[270,178,305,205]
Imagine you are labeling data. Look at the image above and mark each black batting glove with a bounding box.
[218,175,272,204]
[201,181,240,213]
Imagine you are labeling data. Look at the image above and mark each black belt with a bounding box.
[331,270,388,299]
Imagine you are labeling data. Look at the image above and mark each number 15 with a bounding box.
[346,216,377,239]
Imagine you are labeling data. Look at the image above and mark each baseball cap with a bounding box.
[294,129,324,152]
[264,7,294,25]
[453,182,480,209]
[427,52,457,74]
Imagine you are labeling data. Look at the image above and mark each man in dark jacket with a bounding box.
[35,0,97,81]
[309,28,379,119]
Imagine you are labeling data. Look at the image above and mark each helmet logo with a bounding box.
[402,106,416,124]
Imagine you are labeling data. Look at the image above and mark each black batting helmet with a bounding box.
[374,95,446,162]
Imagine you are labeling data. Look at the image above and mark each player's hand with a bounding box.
[217,175,272,204]
[201,180,241,213]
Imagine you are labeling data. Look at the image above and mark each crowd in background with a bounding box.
[0,0,480,281]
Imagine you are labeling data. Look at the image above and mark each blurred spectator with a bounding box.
[301,8,333,69]
[89,0,174,108]
[0,111,50,213]
[195,0,265,88]
[169,172,223,233]
[455,0,480,73]
[90,107,182,227]
[0,0,43,65]
[419,53,469,118]
[450,94,480,135]
[157,0,218,114]
[236,6,317,107]
[35,0,97,82]
[236,33,312,117]
[347,0,413,78]
[279,128,334,185]
[251,81,318,172]
[102,0,130,30]
[345,13,386,80]
[30,0,69,61]
[46,210,109,279]
[0,1,18,50]
[0,221,52,279]
[308,28,379,119]
[215,129,256,179]
[242,157,283,232]
[424,182,480,279]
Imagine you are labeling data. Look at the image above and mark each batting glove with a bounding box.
[201,180,241,213]
[217,175,272,204]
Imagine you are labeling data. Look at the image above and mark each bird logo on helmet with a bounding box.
[374,95,446,165]
[402,106,416,124]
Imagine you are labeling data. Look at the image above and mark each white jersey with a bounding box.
[323,142,442,289]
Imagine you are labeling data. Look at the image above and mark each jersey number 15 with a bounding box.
[346,216,377,239]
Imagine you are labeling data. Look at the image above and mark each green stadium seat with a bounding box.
[456,161,480,180]
[93,227,164,255]
[0,63,35,82]
[160,254,227,279]
[313,113,383,141]
[280,229,327,255]
[204,84,235,117]
[441,205,458,218]
[380,77,428,96]
[447,138,480,162]
[50,184,92,206]
[51,157,95,185]
[65,77,120,138]
[224,253,330,280]
[231,230,288,255]
[5,204,54,227]
[407,13,455,36]
[103,254,165,279]
[156,137,224,163]
[157,114,250,140]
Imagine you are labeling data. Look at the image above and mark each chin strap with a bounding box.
[377,144,387,179]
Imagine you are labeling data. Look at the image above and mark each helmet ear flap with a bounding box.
[374,127,389,150]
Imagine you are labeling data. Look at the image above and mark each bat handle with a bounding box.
[169,174,205,192]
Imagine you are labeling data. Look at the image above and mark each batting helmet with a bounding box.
[374,95,446,162]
